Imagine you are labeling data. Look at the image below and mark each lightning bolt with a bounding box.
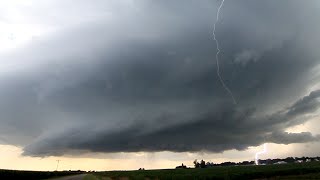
[212,1,269,164]
[255,143,267,165]
[212,0,237,104]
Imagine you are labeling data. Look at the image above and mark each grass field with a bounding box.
[92,162,320,180]
[0,169,83,179]
[2,162,320,179]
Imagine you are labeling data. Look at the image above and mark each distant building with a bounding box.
[176,163,187,169]
[274,161,287,164]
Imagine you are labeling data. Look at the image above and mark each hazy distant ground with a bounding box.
[2,162,320,179]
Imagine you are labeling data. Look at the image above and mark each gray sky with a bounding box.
[0,0,320,163]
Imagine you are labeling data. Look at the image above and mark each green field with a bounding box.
[0,169,84,179]
[92,162,320,180]
[2,162,320,179]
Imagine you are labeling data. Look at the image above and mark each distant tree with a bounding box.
[193,159,200,168]
[285,157,295,163]
[206,162,214,167]
[200,160,206,168]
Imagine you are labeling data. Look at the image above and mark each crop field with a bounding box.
[2,162,320,179]
[0,169,83,179]
[92,162,320,180]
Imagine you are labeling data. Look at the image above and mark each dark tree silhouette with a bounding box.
[193,159,200,168]
[200,160,206,168]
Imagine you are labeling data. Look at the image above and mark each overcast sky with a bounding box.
[0,0,320,170]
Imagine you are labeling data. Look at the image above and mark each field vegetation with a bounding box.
[92,162,320,180]
[2,162,320,179]
[0,169,84,179]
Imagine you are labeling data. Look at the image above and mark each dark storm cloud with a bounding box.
[266,131,320,144]
[23,89,320,155]
[0,0,320,156]
[287,90,320,116]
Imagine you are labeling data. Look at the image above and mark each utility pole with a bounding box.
[56,160,60,171]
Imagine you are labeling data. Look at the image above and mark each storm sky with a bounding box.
[0,0,320,169]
